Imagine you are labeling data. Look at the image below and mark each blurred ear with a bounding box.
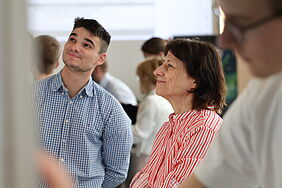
[97,53,107,66]
[55,61,60,68]
[159,52,164,57]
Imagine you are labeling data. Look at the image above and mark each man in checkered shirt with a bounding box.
[33,17,133,187]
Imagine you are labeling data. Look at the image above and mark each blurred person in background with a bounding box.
[31,35,61,81]
[92,61,138,124]
[141,37,166,58]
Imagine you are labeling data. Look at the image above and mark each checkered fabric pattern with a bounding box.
[33,72,133,188]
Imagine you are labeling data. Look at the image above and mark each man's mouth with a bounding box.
[67,52,81,59]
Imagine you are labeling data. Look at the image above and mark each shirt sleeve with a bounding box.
[132,97,157,143]
[194,82,258,188]
[162,126,217,188]
[101,101,133,188]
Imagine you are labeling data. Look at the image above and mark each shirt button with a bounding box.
[69,100,73,104]
[65,119,69,123]
[60,158,65,162]
[80,95,83,98]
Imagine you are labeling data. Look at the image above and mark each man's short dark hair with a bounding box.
[73,17,111,53]
[165,39,227,114]
[141,37,166,55]
[31,35,61,74]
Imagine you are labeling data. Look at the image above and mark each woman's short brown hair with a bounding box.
[165,39,226,114]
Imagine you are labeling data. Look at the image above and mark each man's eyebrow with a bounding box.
[84,38,94,46]
[69,33,77,37]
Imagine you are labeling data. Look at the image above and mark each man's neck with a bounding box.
[61,67,92,98]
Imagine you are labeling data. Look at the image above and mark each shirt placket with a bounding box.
[153,119,176,187]
[58,95,74,164]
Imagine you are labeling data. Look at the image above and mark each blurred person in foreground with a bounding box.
[31,35,61,81]
[37,152,74,188]
[180,0,282,187]
[130,39,227,187]
[33,17,133,187]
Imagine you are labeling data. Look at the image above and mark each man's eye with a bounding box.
[69,38,76,43]
[83,43,91,48]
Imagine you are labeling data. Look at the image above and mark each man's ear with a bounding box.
[97,53,107,66]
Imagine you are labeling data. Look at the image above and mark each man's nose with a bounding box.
[70,42,81,52]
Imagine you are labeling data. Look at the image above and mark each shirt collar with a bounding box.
[51,72,94,97]
[84,79,94,97]
[169,109,199,122]
[51,72,65,92]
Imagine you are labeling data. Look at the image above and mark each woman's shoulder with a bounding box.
[200,109,223,133]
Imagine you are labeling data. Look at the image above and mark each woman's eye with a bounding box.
[168,64,174,68]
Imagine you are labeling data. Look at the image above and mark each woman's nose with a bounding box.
[154,65,164,76]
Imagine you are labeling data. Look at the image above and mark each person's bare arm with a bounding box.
[179,173,207,188]
[37,152,74,188]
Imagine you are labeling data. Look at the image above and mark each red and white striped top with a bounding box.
[130,109,222,188]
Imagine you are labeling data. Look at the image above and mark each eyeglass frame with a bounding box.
[221,9,282,45]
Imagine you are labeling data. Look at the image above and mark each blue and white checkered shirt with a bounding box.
[33,72,133,188]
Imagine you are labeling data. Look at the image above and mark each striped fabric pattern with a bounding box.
[130,109,222,188]
[33,73,133,188]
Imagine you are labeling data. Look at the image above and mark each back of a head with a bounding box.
[136,56,163,85]
[31,35,61,75]
[141,37,166,58]
[73,17,111,53]
[165,39,226,114]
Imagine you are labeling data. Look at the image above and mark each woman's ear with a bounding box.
[187,79,197,93]
[192,79,197,89]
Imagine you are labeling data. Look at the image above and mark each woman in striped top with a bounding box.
[130,39,227,188]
